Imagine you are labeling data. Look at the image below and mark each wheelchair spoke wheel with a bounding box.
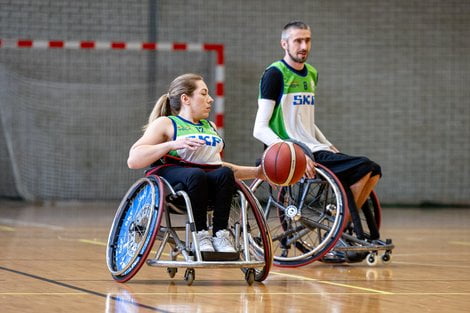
[106,176,164,282]
[251,165,347,267]
[229,181,272,282]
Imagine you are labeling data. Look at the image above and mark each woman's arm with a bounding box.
[127,117,204,169]
[222,161,266,181]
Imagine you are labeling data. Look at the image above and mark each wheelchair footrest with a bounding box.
[146,259,264,268]
[201,251,240,261]
[334,239,394,252]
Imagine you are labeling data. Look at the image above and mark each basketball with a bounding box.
[261,141,307,186]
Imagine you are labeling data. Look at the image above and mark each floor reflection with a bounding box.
[105,281,274,313]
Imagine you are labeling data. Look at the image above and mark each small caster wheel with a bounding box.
[167,267,177,278]
[184,268,195,286]
[366,252,379,266]
[245,269,255,286]
[381,252,392,264]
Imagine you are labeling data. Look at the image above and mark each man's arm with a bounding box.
[253,67,284,145]
[314,124,338,152]
[253,99,282,145]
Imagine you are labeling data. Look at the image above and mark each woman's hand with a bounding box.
[171,137,205,150]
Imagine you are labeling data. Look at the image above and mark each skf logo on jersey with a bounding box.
[188,134,222,146]
[292,94,315,105]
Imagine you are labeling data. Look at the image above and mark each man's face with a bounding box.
[282,28,311,64]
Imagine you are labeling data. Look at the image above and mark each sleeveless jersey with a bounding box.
[167,115,224,165]
[263,60,331,152]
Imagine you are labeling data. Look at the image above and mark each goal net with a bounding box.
[0,42,219,200]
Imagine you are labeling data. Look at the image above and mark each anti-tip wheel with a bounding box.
[366,252,379,266]
[184,268,195,286]
[167,267,177,278]
[381,252,392,264]
[245,269,255,286]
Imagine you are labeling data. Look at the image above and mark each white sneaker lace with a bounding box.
[215,231,234,249]
[199,236,212,247]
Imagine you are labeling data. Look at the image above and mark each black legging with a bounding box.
[156,165,235,234]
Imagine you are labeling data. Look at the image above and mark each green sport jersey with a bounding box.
[261,60,331,152]
[167,115,223,165]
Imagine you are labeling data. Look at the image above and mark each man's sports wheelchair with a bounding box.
[250,144,393,267]
[106,173,273,285]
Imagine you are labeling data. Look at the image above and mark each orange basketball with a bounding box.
[261,141,307,186]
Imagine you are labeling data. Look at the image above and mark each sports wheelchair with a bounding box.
[250,145,393,267]
[106,174,273,285]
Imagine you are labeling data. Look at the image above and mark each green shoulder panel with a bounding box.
[270,61,318,94]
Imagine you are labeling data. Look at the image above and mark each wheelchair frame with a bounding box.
[250,164,394,267]
[106,175,273,285]
[329,190,394,266]
[250,163,349,267]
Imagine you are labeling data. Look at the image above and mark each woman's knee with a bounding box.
[218,166,235,183]
[185,168,208,188]
[208,166,234,185]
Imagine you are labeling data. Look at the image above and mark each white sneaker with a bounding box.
[212,230,236,253]
[196,230,215,252]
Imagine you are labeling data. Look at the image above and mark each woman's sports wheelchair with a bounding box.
[106,174,273,285]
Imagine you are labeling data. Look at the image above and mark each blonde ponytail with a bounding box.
[142,73,203,131]
[143,94,170,131]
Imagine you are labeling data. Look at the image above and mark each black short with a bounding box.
[313,150,382,187]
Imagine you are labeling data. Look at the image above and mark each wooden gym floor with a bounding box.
[1,200,469,313]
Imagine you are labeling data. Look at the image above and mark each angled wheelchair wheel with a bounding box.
[106,176,164,282]
[229,181,272,282]
[251,164,348,267]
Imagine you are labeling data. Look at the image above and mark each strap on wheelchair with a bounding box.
[361,200,380,240]
[145,155,222,176]
[345,188,366,240]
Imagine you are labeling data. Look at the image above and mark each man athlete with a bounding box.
[253,21,382,262]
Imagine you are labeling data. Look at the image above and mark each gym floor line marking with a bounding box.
[1,291,470,296]
[126,292,470,296]
[74,238,171,258]
[0,225,15,231]
[449,241,470,246]
[78,239,107,246]
[0,292,90,296]
[270,271,393,295]
[0,218,64,230]
[0,266,173,313]
[393,261,470,269]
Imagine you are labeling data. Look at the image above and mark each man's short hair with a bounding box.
[281,21,311,40]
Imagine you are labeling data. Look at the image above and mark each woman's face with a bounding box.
[188,80,214,120]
